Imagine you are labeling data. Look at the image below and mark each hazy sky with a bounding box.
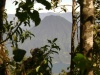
[5,0,72,14]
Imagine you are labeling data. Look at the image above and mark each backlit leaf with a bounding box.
[13,49,26,62]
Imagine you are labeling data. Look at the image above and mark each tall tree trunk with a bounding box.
[80,0,94,75]
[70,0,77,75]
[0,0,10,75]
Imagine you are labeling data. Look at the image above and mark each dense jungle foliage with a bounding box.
[0,0,100,75]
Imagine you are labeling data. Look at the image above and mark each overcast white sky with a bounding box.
[5,0,72,14]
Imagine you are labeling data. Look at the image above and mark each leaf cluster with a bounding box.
[14,0,51,26]
[13,48,26,62]
[72,53,92,75]
[8,38,60,75]
[21,38,60,75]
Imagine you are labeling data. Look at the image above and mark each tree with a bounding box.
[78,0,94,75]
[51,0,94,75]
[70,0,77,74]
[1,0,98,75]
[0,0,11,75]
[0,0,51,75]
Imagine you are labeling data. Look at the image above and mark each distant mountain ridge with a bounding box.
[6,13,72,74]
[19,15,71,60]
[18,15,71,73]
[7,12,72,23]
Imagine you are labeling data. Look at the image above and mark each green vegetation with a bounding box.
[0,0,100,75]
[9,38,60,75]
